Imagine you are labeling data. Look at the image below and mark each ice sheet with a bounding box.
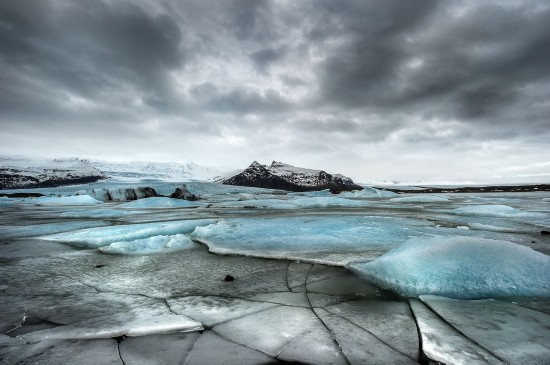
[409,299,503,364]
[314,308,418,364]
[421,295,550,364]
[117,197,204,209]
[213,306,323,356]
[0,221,107,239]
[119,332,201,365]
[467,223,517,233]
[32,195,103,205]
[452,204,544,218]
[214,196,367,209]
[167,296,278,327]
[39,219,217,249]
[191,216,433,264]
[390,195,450,203]
[351,236,550,298]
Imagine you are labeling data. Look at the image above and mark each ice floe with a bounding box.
[351,236,550,298]
[452,204,544,218]
[214,196,367,209]
[389,195,450,203]
[421,295,550,364]
[340,186,399,198]
[117,197,203,209]
[98,234,197,254]
[191,216,434,264]
[33,195,103,205]
[39,219,217,249]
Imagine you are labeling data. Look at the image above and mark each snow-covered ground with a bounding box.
[1,182,550,363]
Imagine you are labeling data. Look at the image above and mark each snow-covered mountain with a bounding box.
[89,160,234,182]
[0,157,106,189]
[0,156,236,189]
[223,161,363,192]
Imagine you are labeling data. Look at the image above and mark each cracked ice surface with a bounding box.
[2,188,550,364]
[420,295,550,364]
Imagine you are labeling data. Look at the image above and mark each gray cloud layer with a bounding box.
[1,0,549,182]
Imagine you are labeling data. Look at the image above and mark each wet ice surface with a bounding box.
[1,186,550,364]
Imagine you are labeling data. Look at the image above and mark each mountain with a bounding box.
[0,156,236,190]
[223,161,363,192]
[88,160,233,182]
[0,157,106,190]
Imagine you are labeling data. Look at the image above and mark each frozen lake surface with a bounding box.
[1,183,550,364]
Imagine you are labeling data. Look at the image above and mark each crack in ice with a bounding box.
[305,265,351,365]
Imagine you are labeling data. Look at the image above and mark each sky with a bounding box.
[1,0,549,183]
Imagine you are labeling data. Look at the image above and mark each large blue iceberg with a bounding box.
[351,236,550,299]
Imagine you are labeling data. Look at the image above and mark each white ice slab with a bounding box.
[409,299,503,364]
[351,235,550,298]
[213,306,322,356]
[421,295,550,364]
[314,308,418,364]
[184,330,275,365]
[167,296,278,327]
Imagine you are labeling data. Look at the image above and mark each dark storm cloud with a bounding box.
[309,0,550,132]
[0,0,184,119]
[189,83,292,115]
[250,47,286,74]
[1,0,549,181]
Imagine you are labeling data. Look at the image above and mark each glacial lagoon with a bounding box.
[1,183,550,364]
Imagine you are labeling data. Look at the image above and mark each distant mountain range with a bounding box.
[0,157,363,192]
[222,161,363,192]
[0,157,235,190]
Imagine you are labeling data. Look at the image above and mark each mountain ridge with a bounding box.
[223,161,363,192]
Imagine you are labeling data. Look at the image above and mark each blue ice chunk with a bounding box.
[351,236,550,298]
[340,186,399,198]
[191,216,433,264]
[117,197,204,209]
[452,204,544,218]
[98,234,196,254]
[40,219,217,248]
